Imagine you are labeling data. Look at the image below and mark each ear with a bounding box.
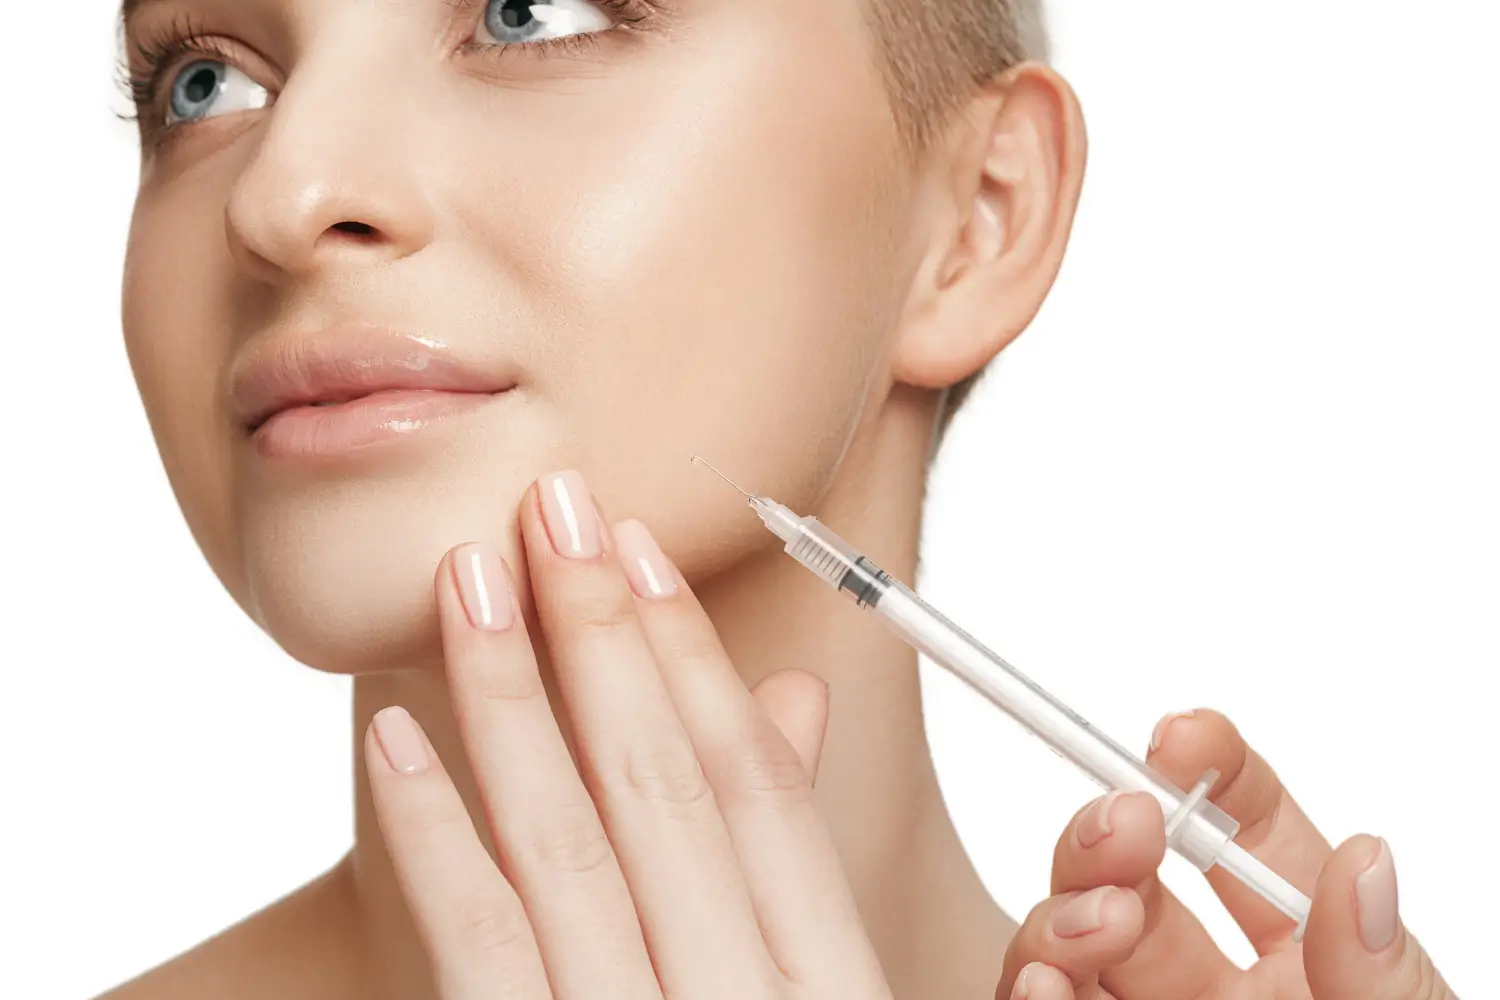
[892,63,1088,390]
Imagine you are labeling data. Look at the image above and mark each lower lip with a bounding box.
[252,389,505,458]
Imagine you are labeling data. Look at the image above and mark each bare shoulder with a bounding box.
[95,857,360,1000]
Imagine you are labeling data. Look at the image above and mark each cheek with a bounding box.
[122,197,244,596]
[448,23,912,573]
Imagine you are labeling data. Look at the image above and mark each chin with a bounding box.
[238,493,525,675]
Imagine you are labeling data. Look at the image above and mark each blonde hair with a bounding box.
[868,0,1050,147]
[866,0,1051,428]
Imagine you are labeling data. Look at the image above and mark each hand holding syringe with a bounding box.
[692,457,1314,939]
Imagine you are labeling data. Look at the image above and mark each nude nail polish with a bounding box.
[1356,838,1399,952]
[1051,887,1113,939]
[372,706,430,775]
[1149,710,1194,752]
[613,520,678,599]
[452,542,514,630]
[1076,791,1121,848]
[541,470,603,559]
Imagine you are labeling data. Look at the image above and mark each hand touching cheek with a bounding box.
[366,470,894,1000]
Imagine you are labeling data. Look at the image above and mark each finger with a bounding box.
[436,543,658,1000]
[1147,709,1332,953]
[998,961,1113,1000]
[1049,792,1235,1000]
[749,668,830,782]
[1303,835,1455,1000]
[364,707,552,1000]
[1050,792,1168,894]
[996,887,1143,998]
[523,474,777,995]
[612,519,887,992]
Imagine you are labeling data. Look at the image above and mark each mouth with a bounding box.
[231,328,518,458]
[244,386,511,434]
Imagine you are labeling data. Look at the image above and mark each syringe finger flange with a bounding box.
[1162,767,1242,874]
[1165,767,1220,844]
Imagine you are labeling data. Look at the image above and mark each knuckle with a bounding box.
[1235,784,1284,846]
[402,801,473,841]
[528,805,615,874]
[727,741,813,804]
[471,662,546,703]
[625,741,714,808]
[1387,938,1448,1000]
[452,893,529,955]
[567,589,639,634]
[654,624,724,665]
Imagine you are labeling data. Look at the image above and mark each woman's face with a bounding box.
[122,0,924,672]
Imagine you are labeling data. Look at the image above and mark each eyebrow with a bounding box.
[121,0,162,24]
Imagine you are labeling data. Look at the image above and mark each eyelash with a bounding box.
[116,12,224,123]
[117,1,661,134]
[456,0,654,64]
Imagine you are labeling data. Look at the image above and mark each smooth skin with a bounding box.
[998,711,1457,1000]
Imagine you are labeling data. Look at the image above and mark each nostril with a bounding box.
[331,221,377,236]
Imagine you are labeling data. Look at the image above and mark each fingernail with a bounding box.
[1356,838,1399,952]
[613,520,679,599]
[1052,886,1113,939]
[594,502,612,554]
[1150,709,1194,752]
[452,543,514,631]
[541,471,603,559]
[1076,790,1121,848]
[373,707,430,775]
[1011,963,1037,999]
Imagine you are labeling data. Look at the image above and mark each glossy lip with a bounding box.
[230,327,518,434]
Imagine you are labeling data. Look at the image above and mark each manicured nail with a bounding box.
[452,542,514,631]
[1356,838,1399,952]
[613,520,679,599]
[1051,886,1114,939]
[1150,709,1195,752]
[373,707,430,775]
[541,470,603,559]
[1076,791,1121,848]
[594,502,612,554]
[1011,963,1036,999]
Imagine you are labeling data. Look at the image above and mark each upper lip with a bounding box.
[231,327,515,431]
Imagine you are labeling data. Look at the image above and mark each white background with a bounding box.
[2,2,1495,996]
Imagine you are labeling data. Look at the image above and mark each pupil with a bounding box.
[501,0,538,28]
[185,68,218,104]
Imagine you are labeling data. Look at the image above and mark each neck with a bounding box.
[339,385,1014,999]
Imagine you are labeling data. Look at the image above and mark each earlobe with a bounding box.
[892,64,1088,391]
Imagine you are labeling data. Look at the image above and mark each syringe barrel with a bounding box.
[780,516,1189,802]
[775,512,1308,930]
[871,579,1241,871]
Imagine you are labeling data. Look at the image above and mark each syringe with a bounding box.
[692,457,1312,940]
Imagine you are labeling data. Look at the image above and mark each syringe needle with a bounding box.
[690,455,754,500]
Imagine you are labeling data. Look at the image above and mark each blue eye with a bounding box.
[167,59,270,126]
[476,0,612,46]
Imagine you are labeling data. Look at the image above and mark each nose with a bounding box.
[225,57,437,282]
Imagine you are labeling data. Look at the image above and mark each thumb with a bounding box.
[1303,835,1454,1000]
[750,669,830,783]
